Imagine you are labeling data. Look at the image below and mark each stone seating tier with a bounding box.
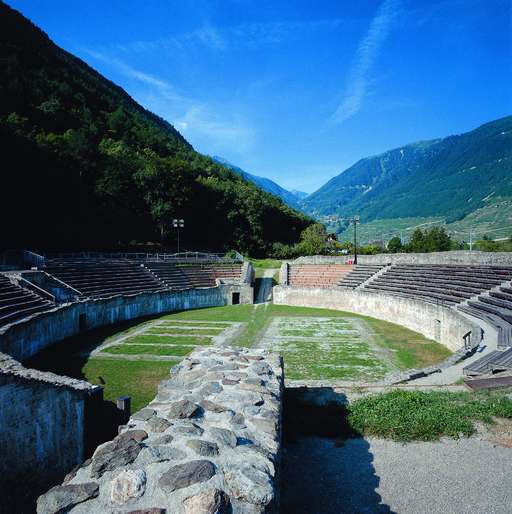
[0,274,54,329]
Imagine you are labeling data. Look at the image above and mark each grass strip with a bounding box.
[102,344,204,357]
[348,389,512,441]
[121,335,212,345]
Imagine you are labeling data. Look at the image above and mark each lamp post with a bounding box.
[340,215,360,264]
[173,219,184,254]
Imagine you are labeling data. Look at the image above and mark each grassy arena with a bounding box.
[28,304,451,411]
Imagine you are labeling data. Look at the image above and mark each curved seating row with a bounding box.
[0,274,54,329]
[361,264,512,306]
[44,261,164,298]
[337,264,385,289]
[287,264,353,289]
[144,263,242,290]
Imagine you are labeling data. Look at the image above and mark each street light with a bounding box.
[172,219,184,254]
[340,215,360,264]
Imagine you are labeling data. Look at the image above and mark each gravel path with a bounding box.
[282,435,512,514]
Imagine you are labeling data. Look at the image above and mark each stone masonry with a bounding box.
[37,346,284,514]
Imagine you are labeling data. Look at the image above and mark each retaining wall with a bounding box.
[294,251,512,266]
[0,285,249,362]
[0,352,101,507]
[273,286,481,351]
[38,346,284,514]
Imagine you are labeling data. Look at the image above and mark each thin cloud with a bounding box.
[333,0,400,124]
[82,50,255,154]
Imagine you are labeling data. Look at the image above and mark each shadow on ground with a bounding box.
[281,387,395,514]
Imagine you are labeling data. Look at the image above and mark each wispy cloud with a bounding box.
[82,50,255,153]
[333,0,400,124]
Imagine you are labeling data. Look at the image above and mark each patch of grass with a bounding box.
[156,321,233,328]
[120,335,212,345]
[145,327,225,335]
[348,390,512,441]
[272,338,388,381]
[162,305,254,322]
[83,358,174,412]
[362,317,452,369]
[102,344,201,356]
[250,258,282,269]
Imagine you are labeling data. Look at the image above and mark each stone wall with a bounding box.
[0,285,247,362]
[38,347,284,514]
[0,352,102,506]
[294,251,512,266]
[273,286,481,352]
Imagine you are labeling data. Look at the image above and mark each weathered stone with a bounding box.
[146,416,172,433]
[116,429,148,444]
[250,362,272,376]
[222,378,240,386]
[132,407,156,421]
[224,464,273,506]
[199,399,231,413]
[183,488,231,514]
[91,439,142,478]
[152,434,174,445]
[132,408,157,421]
[231,413,245,427]
[186,439,220,457]
[110,469,146,505]
[246,355,264,361]
[245,378,264,386]
[248,417,277,436]
[37,483,99,514]
[158,460,216,493]
[126,509,166,514]
[198,381,223,396]
[167,399,201,419]
[136,446,187,466]
[173,423,205,436]
[207,427,237,448]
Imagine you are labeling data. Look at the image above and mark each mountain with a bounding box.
[291,190,309,200]
[211,156,305,209]
[304,116,512,225]
[0,1,310,256]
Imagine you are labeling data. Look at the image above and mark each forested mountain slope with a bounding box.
[304,116,512,224]
[211,156,305,210]
[0,1,310,255]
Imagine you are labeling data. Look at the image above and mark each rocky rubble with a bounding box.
[37,346,283,514]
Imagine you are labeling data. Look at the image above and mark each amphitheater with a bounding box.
[2,249,512,513]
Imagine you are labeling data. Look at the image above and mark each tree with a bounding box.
[387,236,403,253]
[298,223,328,255]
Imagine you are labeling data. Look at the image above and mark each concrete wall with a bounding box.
[273,286,481,351]
[0,285,243,362]
[294,251,512,266]
[0,352,99,506]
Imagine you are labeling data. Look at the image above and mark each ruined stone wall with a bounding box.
[0,352,100,505]
[294,251,512,266]
[273,286,481,352]
[38,347,283,514]
[0,285,243,362]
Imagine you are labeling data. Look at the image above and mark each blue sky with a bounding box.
[9,0,512,192]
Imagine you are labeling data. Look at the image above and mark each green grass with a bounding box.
[161,305,254,322]
[277,339,387,380]
[250,258,282,269]
[156,321,233,328]
[82,358,174,412]
[348,389,512,441]
[145,327,225,335]
[102,344,202,356]
[119,335,212,345]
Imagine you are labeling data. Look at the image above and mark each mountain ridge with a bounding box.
[302,115,512,227]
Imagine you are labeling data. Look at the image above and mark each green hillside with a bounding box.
[303,116,512,228]
[0,1,310,255]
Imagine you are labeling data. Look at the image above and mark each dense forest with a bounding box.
[0,1,310,256]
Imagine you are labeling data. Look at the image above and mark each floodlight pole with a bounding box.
[173,219,185,254]
[353,218,358,264]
